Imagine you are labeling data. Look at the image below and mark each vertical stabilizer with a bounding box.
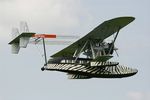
[11,28,19,39]
[19,21,30,48]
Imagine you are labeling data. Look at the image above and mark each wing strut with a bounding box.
[75,41,88,62]
[90,41,96,59]
[41,38,47,71]
[108,27,120,54]
[73,49,78,57]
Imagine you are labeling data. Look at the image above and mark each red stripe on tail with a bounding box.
[32,34,56,38]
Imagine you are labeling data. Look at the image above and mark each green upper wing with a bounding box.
[51,16,135,57]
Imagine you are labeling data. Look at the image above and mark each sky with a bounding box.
[0,0,150,100]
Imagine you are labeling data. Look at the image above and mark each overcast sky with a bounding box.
[0,0,150,100]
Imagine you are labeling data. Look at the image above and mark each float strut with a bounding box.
[41,38,47,71]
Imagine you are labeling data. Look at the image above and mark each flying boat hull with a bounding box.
[45,63,138,79]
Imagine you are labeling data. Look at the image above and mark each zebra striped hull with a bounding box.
[45,63,137,79]
[67,73,92,79]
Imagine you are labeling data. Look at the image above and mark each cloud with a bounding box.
[127,91,150,100]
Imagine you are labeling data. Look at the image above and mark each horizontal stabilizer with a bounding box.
[9,32,35,54]
[9,32,36,44]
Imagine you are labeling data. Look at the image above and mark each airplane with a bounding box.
[9,16,138,79]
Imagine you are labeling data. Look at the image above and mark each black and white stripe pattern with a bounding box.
[67,73,91,79]
[46,63,138,78]
[90,61,119,67]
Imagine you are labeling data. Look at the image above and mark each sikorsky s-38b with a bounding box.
[9,16,138,79]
